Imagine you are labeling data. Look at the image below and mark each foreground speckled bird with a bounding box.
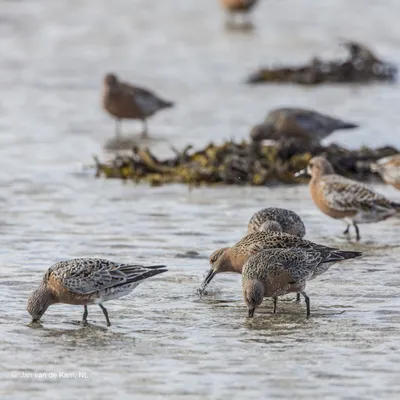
[242,248,359,317]
[371,154,400,190]
[296,156,400,240]
[219,0,258,29]
[27,258,167,326]
[247,207,306,237]
[250,107,358,143]
[102,73,174,138]
[200,231,361,295]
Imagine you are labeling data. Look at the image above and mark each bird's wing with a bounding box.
[270,249,321,282]
[120,83,161,114]
[245,232,336,255]
[321,175,394,212]
[49,259,166,294]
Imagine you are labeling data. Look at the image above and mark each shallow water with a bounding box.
[1,0,400,399]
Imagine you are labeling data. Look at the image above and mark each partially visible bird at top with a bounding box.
[250,107,358,143]
[102,73,174,138]
[295,156,400,241]
[247,207,306,238]
[370,154,400,190]
[219,0,259,30]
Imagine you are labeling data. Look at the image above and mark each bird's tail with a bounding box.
[338,121,358,130]
[160,99,174,108]
[322,250,362,263]
[246,70,266,84]
[123,264,168,285]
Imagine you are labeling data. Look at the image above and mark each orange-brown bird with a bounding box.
[219,0,259,29]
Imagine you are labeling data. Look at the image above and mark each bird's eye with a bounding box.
[211,252,221,263]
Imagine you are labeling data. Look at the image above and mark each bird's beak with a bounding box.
[199,268,216,293]
[248,308,255,318]
[294,168,309,178]
[28,318,42,327]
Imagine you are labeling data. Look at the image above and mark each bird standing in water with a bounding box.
[296,156,400,240]
[27,258,167,326]
[102,73,174,138]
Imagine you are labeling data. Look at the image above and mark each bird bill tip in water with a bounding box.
[294,168,309,178]
[199,268,216,293]
[28,318,42,327]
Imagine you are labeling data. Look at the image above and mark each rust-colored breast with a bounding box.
[47,275,92,306]
[220,0,257,12]
[231,252,249,273]
[309,180,356,219]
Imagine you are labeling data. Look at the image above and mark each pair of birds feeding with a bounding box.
[200,207,362,317]
[199,158,400,317]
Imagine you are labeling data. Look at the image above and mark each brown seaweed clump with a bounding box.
[246,41,397,85]
[93,141,399,187]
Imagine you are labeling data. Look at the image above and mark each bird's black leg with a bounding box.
[225,12,236,29]
[301,292,310,317]
[241,12,253,30]
[353,222,360,241]
[141,119,148,138]
[296,293,301,303]
[115,119,121,137]
[99,304,111,327]
[82,305,88,325]
[343,224,350,235]
[272,297,278,314]
[248,307,255,318]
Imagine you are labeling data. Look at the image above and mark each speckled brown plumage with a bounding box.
[102,73,174,138]
[247,207,306,237]
[250,107,358,143]
[27,258,167,326]
[296,156,400,240]
[242,248,359,317]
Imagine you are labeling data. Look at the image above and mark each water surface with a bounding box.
[1,0,400,399]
